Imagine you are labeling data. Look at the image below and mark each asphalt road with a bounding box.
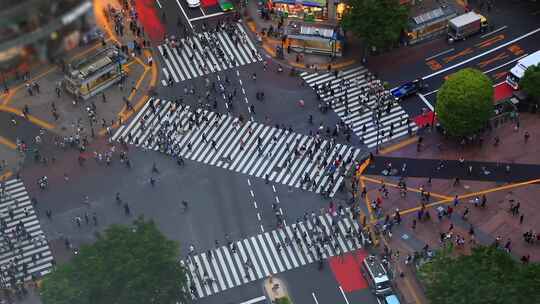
[366,156,540,183]
[367,0,540,117]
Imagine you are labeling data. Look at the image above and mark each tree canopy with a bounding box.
[418,245,540,304]
[520,64,540,103]
[435,68,493,137]
[341,0,409,51]
[41,218,189,304]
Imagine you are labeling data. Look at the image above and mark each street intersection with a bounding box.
[1,0,539,303]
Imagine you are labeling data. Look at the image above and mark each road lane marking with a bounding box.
[422,54,529,98]
[239,296,266,304]
[155,0,162,8]
[417,93,434,111]
[312,292,320,304]
[425,48,455,61]
[484,54,527,74]
[175,0,193,30]
[190,11,226,22]
[422,27,540,80]
[481,25,508,38]
[339,286,350,304]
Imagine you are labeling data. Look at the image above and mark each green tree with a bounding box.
[418,245,540,304]
[520,64,540,103]
[41,218,189,304]
[435,68,493,137]
[341,0,409,51]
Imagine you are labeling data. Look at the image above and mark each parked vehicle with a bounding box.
[390,79,424,100]
[447,11,488,41]
[506,50,540,90]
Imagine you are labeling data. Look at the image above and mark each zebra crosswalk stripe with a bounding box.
[0,179,53,286]
[181,214,364,299]
[112,100,362,197]
[301,67,418,149]
[158,23,261,85]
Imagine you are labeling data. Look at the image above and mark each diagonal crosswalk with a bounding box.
[300,67,418,149]
[0,179,53,287]
[181,213,365,299]
[158,23,262,86]
[112,99,365,197]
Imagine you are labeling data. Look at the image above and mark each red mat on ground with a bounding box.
[202,0,218,7]
[413,111,436,128]
[329,250,368,292]
[493,82,514,103]
[136,0,165,42]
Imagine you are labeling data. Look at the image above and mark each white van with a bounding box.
[362,255,393,295]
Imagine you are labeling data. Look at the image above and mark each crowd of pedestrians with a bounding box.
[314,71,413,142]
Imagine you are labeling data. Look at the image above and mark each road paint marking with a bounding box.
[425,48,455,61]
[257,213,261,221]
[422,27,540,80]
[272,185,276,192]
[239,79,243,86]
[484,54,527,74]
[312,292,319,304]
[279,208,283,215]
[339,286,350,304]
[247,179,251,186]
[423,54,528,98]
[481,25,508,38]
[253,201,258,209]
[260,225,265,233]
[238,296,267,304]
[189,11,225,22]
[379,136,418,155]
[400,178,540,216]
[175,0,193,30]
[417,93,434,111]
[250,190,255,197]
[275,196,280,203]
[155,0,162,8]
[236,70,240,76]
[242,88,246,95]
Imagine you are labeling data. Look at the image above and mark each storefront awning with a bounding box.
[272,0,327,7]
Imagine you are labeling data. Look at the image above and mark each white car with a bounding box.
[186,0,200,7]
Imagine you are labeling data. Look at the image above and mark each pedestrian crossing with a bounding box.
[181,212,365,299]
[300,67,418,149]
[0,179,53,288]
[158,23,262,86]
[112,99,364,197]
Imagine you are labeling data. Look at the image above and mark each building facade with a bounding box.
[0,0,94,82]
